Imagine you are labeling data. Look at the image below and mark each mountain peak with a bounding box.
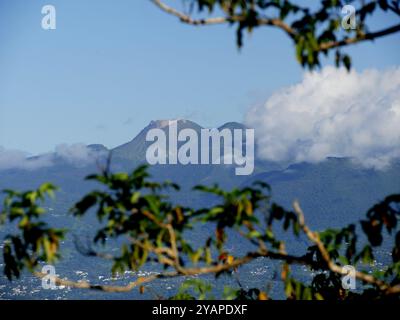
[112,119,203,161]
[218,122,247,130]
[148,119,201,129]
[87,144,108,153]
[149,119,178,129]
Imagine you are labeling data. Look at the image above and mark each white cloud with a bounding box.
[54,143,105,166]
[0,148,53,170]
[0,144,107,171]
[246,66,400,169]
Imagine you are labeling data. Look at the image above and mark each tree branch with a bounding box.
[33,247,310,294]
[318,23,400,51]
[34,271,169,293]
[293,200,400,295]
[150,0,296,35]
[150,0,400,54]
[151,0,228,25]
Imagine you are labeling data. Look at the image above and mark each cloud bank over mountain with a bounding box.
[246,66,400,169]
[0,144,107,171]
[0,148,52,170]
[2,67,399,171]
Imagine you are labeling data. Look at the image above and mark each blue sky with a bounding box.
[0,0,399,154]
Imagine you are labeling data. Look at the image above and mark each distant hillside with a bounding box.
[243,158,400,228]
[0,119,399,226]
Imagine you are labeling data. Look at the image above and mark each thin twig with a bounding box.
[293,200,400,295]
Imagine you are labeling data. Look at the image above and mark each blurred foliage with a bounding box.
[0,184,66,280]
[153,0,400,70]
[1,165,399,299]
